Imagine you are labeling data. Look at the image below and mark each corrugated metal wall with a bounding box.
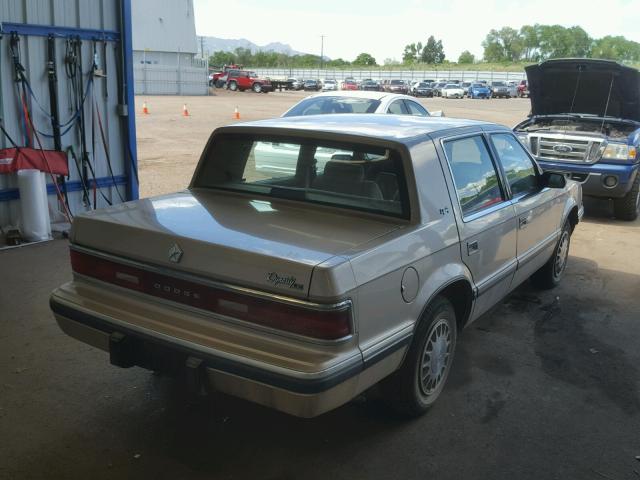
[0,0,134,233]
[252,68,527,83]
[134,64,208,95]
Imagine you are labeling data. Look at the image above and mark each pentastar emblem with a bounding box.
[168,243,183,263]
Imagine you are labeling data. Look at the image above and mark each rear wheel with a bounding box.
[252,82,262,93]
[531,222,571,289]
[381,296,457,417]
[613,174,640,221]
[228,81,238,91]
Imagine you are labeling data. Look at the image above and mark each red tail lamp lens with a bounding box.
[70,249,351,340]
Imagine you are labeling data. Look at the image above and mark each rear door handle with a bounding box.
[519,214,532,229]
[467,241,479,255]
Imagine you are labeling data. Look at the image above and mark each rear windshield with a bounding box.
[284,96,381,116]
[390,80,404,85]
[192,134,410,218]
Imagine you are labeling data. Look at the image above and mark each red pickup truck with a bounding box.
[517,80,529,98]
[227,70,273,93]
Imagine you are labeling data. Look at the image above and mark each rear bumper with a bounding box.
[537,160,639,198]
[50,285,410,417]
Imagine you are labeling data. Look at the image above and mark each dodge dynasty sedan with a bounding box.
[50,115,582,418]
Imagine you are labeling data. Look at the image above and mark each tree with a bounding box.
[402,42,422,64]
[458,50,475,64]
[591,36,640,62]
[421,36,445,64]
[353,52,377,66]
[209,50,236,67]
[482,27,523,62]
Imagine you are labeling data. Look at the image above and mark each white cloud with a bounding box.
[194,0,640,62]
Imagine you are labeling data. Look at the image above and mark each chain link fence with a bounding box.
[252,68,526,83]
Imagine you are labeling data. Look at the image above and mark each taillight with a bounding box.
[70,248,351,340]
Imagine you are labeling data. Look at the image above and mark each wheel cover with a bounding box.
[553,231,570,279]
[419,318,452,396]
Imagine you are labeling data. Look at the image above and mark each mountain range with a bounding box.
[201,36,310,56]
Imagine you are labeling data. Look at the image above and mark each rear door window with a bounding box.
[404,101,429,116]
[443,136,506,217]
[387,100,409,115]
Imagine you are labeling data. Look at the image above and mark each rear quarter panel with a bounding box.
[348,139,469,360]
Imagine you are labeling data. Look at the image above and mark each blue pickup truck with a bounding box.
[514,59,640,220]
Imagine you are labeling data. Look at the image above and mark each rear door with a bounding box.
[440,134,518,319]
[488,133,564,287]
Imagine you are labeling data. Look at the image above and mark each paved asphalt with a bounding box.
[1,195,639,480]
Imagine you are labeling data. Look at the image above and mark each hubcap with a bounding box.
[554,231,570,278]
[420,319,451,396]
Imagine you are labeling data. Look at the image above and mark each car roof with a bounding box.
[220,114,502,142]
[300,91,415,101]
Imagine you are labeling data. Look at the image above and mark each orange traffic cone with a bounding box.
[182,104,190,117]
[142,102,149,114]
[234,106,240,120]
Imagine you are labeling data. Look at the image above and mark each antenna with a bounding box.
[600,73,615,134]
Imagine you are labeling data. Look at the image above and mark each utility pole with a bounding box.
[200,36,205,60]
[320,35,326,70]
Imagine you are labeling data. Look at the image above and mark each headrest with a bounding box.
[322,161,364,181]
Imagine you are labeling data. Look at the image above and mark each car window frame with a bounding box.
[486,131,542,202]
[440,132,511,222]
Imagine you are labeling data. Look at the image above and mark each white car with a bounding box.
[441,84,465,99]
[282,90,442,117]
[322,79,338,91]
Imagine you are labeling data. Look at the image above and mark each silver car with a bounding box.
[50,115,582,418]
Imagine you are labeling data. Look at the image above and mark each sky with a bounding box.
[193,0,640,62]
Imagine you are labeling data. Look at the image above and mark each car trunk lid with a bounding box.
[70,190,401,299]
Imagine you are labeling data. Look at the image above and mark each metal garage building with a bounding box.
[132,0,207,95]
[0,0,138,245]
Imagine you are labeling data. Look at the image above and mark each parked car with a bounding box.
[322,79,338,91]
[290,78,304,90]
[360,79,383,91]
[385,79,409,94]
[226,70,273,93]
[517,80,529,98]
[303,79,321,91]
[341,79,359,91]
[432,82,447,97]
[282,91,442,118]
[514,58,640,220]
[441,84,465,99]
[411,82,434,97]
[490,81,511,98]
[50,114,582,418]
[461,82,471,96]
[507,81,518,98]
[468,82,491,99]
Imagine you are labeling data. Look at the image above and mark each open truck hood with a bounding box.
[70,190,400,298]
[526,59,640,122]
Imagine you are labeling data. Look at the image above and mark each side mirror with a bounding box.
[540,171,566,189]
[430,110,445,117]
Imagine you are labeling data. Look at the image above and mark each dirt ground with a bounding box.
[1,90,639,480]
[135,89,531,198]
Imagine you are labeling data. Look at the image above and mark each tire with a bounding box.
[215,80,224,88]
[380,296,457,417]
[252,83,262,93]
[228,81,238,91]
[613,174,640,221]
[531,222,571,290]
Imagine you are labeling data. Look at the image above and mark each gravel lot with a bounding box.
[1,89,638,480]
